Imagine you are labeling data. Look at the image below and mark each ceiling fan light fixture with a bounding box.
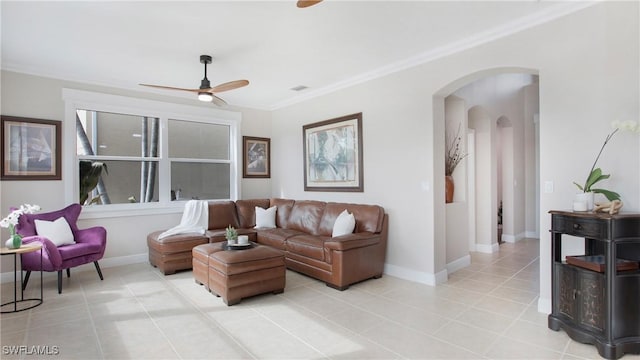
[198,92,213,102]
[140,55,248,106]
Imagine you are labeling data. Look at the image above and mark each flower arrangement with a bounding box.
[445,124,467,176]
[574,120,640,201]
[1,204,40,249]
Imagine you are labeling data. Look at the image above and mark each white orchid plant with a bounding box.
[574,120,640,201]
[1,204,40,247]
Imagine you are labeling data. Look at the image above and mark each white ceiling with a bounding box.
[1,1,594,110]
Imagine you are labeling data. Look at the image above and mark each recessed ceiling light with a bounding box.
[132,133,142,138]
[290,85,309,92]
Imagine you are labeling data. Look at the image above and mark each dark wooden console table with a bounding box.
[548,210,640,359]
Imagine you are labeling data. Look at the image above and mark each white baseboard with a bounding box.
[446,255,471,275]
[434,268,448,285]
[476,242,499,254]
[525,231,539,239]
[99,253,148,269]
[503,232,526,243]
[383,263,446,286]
[0,253,148,284]
[538,296,551,314]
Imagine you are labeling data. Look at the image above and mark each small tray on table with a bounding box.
[223,241,255,251]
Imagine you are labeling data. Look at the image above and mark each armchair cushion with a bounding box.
[35,217,75,246]
[57,242,104,260]
[16,203,81,237]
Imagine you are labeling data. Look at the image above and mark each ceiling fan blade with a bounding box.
[297,0,323,8]
[139,84,201,93]
[210,94,228,107]
[209,80,250,93]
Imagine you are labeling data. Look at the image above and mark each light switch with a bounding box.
[544,181,554,193]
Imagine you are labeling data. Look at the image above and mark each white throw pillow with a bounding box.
[332,209,356,237]
[254,206,277,229]
[35,217,75,246]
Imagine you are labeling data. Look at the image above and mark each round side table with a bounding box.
[1,243,43,313]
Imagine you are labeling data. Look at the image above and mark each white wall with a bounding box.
[524,83,540,238]
[0,71,272,274]
[444,96,469,268]
[500,124,515,241]
[271,2,640,305]
[239,107,273,199]
[468,105,497,252]
[1,3,638,312]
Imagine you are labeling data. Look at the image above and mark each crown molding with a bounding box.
[269,1,599,111]
[2,1,599,112]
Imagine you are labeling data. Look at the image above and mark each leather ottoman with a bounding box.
[192,243,225,290]
[207,243,285,306]
[147,231,208,275]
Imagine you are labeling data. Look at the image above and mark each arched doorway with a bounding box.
[433,68,540,280]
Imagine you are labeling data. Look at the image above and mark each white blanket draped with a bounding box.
[158,200,209,239]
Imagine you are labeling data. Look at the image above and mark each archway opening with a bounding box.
[434,69,540,280]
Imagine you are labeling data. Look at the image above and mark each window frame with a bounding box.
[63,89,242,219]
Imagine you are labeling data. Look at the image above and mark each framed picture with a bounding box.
[303,112,363,192]
[1,115,61,180]
[243,136,271,178]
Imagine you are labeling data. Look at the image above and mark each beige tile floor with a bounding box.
[1,238,638,359]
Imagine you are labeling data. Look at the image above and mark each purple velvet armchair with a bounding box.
[15,203,106,294]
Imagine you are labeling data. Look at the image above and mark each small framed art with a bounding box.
[1,115,61,180]
[243,136,270,178]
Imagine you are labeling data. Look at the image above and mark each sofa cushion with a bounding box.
[286,200,326,235]
[208,201,240,230]
[332,210,356,237]
[317,202,384,236]
[236,199,270,228]
[147,230,209,253]
[256,228,304,250]
[270,198,295,228]
[255,206,277,228]
[286,234,329,261]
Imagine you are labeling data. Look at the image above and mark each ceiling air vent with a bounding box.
[290,85,309,92]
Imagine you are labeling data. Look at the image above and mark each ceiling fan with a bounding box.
[140,55,249,106]
[297,0,323,8]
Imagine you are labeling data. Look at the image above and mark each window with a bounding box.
[77,110,161,204]
[63,89,241,213]
[168,118,231,200]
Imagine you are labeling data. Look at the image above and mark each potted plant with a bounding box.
[79,160,109,205]
[225,225,238,245]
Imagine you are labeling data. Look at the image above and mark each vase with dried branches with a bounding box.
[445,124,468,203]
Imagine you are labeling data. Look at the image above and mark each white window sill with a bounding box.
[79,202,188,220]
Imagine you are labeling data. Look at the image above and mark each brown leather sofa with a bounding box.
[147,198,388,290]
